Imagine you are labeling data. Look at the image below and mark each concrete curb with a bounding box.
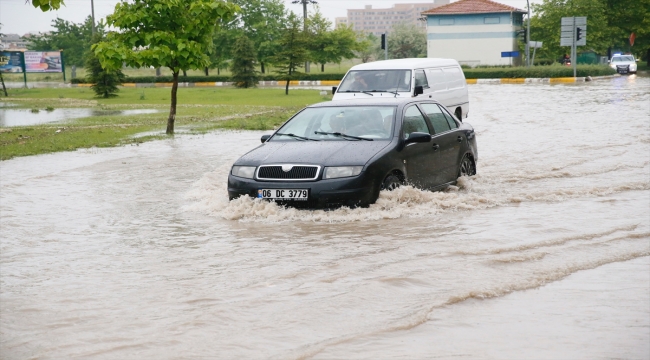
[72,80,341,88]
[62,74,620,88]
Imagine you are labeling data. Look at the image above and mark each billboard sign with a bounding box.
[24,51,63,73]
[0,51,24,73]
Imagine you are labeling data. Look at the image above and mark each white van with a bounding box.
[332,58,469,120]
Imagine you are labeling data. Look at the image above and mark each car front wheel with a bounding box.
[381,174,402,191]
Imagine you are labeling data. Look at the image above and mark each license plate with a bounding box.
[258,189,308,201]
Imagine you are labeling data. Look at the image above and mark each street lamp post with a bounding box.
[292,0,317,73]
[526,0,530,67]
[91,0,96,36]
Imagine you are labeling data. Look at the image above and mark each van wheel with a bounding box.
[381,174,402,191]
[455,108,462,121]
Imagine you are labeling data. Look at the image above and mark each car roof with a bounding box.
[349,58,459,70]
[308,97,440,108]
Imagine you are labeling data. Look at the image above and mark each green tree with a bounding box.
[604,0,650,59]
[94,0,239,134]
[230,35,260,88]
[28,16,102,66]
[356,32,377,63]
[31,0,63,11]
[273,13,309,95]
[306,9,360,72]
[388,22,427,59]
[224,0,288,73]
[85,34,125,98]
[530,0,613,61]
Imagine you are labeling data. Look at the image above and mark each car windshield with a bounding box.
[612,56,634,62]
[272,106,396,141]
[338,70,412,93]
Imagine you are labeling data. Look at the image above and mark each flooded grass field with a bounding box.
[1,76,648,359]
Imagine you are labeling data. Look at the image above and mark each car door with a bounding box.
[400,105,438,189]
[419,103,463,185]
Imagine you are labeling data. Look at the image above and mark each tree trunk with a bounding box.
[217,67,220,75]
[285,65,291,95]
[167,71,179,134]
[182,70,187,77]
[0,72,8,97]
[261,62,265,74]
[204,67,209,76]
[321,63,324,72]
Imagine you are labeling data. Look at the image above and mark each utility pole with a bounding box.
[91,0,96,36]
[292,0,317,73]
[526,0,530,67]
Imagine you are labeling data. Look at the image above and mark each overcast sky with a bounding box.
[1,0,537,35]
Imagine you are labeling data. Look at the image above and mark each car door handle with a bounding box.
[457,136,463,142]
[432,143,440,150]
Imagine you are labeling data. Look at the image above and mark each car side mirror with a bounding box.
[413,85,424,97]
[405,132,431,144]
[261,134,271,143]
[332,86,337,94]
[608,60,611,63]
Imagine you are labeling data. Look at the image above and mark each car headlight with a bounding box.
[323,166,363,179]
[630,63,637,70]
[231,166,256,179]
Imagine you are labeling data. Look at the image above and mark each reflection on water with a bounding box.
[0,108,158,126]
[0,77,648,359]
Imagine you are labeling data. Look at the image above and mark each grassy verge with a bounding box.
[1,87,330,160]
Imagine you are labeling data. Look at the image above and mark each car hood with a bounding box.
[236,140,392,166]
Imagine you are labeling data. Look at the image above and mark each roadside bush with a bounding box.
[463,64,615,78]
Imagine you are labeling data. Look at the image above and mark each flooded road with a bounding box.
[1,75,649,359]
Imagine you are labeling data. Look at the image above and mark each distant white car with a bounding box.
[609,55,637,74]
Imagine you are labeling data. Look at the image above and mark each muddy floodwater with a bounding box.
[0,108,158,127]
[1,76,649,359]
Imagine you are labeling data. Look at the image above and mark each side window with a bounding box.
[427,68,446,91]
[420,103,451,134]
[402,106,430,139]
[415,70,429,89]
[438,105,458,129]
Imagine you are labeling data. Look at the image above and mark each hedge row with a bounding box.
[70,73,347,84]
[463,64,616,78]
[70,65,615,84]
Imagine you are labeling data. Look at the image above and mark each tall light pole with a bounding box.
[91,0,96,36]
[526,0,530,67]
[292,0,317,73]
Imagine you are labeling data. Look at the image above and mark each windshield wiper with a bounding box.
[314,131,373,141]
[275,132,319,141]
[343,90,374,96]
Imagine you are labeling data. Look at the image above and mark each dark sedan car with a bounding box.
[228,97,477,208]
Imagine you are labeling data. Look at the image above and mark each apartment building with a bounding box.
[335,0,450,36]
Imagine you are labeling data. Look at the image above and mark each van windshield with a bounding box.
[338,70,412,93]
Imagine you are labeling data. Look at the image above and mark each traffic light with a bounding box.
[381,34,386,50]
[576,27,582,41]
[517,29,527,42]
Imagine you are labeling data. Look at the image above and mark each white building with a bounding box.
[422,0,525,66]
[336,1,449,36]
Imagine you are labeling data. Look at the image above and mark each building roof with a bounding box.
[422,0,525,15]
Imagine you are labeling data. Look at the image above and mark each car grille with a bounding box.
[257,165,320,180]
[616,65,629,73]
